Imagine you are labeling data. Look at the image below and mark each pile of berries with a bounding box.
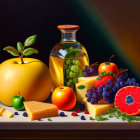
[83,64,99,77]
[86,72,140,104]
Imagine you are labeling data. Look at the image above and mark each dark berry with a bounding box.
[60,112,65,117]
[23,112,28,117]
[136,83,140,87]
[98,86,102,93]
[86,93,91,97]
[85,65,89,70]
[82,68,87,72]
[84,72,88,77]
[14,112,19,115]
[103,91,107,98]
[79,104,85,110]
[90,98,95,104]
[132,78,136,82]
[80,115,86,120]
[90,68,94,73]
[91,87,96,92]
[94,99,98,103]
[120,81,125,87]
[112,86,117,93]
[93,93,98,98]
[87,98,91,102]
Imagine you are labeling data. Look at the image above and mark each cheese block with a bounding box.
[24,101,59,121]
[75,78,97,103]
[83,99,114,118]
[78,76,98,83]
[0,107,14,118]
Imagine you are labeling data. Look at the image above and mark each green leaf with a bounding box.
[48,118,52,121]
[24,35,37,46]
[23,48,38,56]
[65,48,84,58]
[3,46,19,56]
[90,117,95,120]
[96,115,109,121]
[77,85,85,90]
[17,42,23,53]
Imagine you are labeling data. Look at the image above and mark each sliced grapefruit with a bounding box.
[115,86,140,116]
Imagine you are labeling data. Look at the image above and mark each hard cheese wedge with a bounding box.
[83,99,114,118]
[24,101,59,121]
[78,76,98,83]
[75,77,97,103]
[0,106,14,118]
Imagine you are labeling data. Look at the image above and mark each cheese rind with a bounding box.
[75,78,97,103]
[0,107,14,118]
[24,101,59,121]
[83,99,114,118]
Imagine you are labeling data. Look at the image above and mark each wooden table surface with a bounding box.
[1,129,140,139]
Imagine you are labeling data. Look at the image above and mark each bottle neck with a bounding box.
[60,29,77,42]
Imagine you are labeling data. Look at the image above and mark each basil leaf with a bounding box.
[24,35,37,46]
[65,48,83,58]
[17,42,23,53]
[3,46,19,56]
[23,48,38,56]
[77,85,85,90]
[90,117,95,120]
[48,118,52,121]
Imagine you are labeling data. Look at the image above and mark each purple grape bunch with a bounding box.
[86,72,140,104]
[83,65,99,77]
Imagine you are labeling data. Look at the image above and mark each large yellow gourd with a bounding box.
[0,58,52,106]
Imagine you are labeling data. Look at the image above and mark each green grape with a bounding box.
[72,72,77,78]
[69,79,73,83]
[69,71,73,77]
[64,64,68,69]
[79,69,83,74]
[69,65,72,69]
[73,65,79,72]
[70,46,74,50]
[72,59,76,64]
[75,60,80,66]
[73,78,78,84]
[71,65,75,71]
[79,73,83,77]
[66,82,71,86]
[66,60,71,65]
[66,75,70,79]
[66,68,70,74]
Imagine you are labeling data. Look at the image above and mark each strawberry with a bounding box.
[94,72,116,89]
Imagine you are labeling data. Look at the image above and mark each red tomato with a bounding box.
[51,86,76,110]
[98,62,119,75]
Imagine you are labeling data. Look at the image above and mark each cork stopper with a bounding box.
[57,25,80,30]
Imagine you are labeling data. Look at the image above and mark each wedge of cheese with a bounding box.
[24,101,59,121]
[83,99,114,118]
[75,77,97,103]
[0,107,14,118]
[78,76,98,83]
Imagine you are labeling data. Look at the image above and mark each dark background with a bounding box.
[0,0,117,65]
[0,0,139,80]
